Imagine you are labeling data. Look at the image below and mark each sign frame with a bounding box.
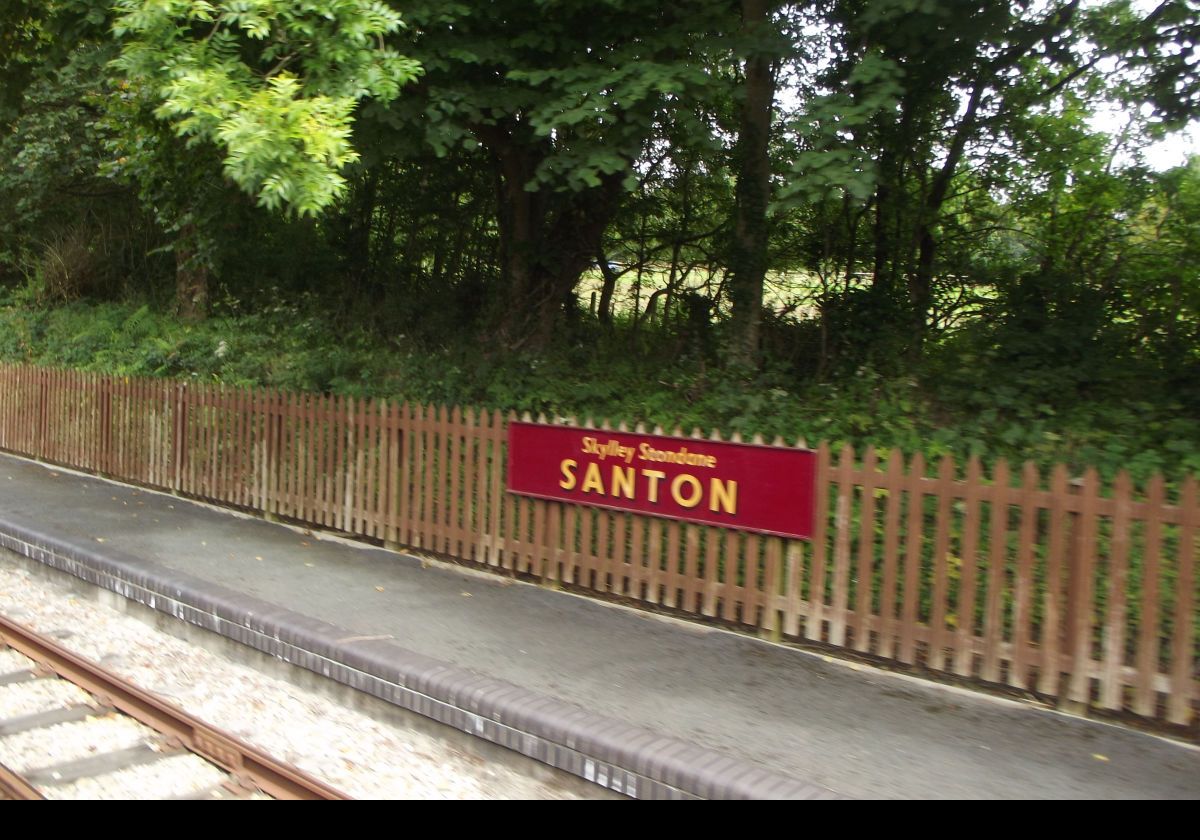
[506,420,818,540]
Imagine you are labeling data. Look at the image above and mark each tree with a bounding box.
[726,0,783,367]
[111,0,421,216]
[372,0,736,347]
[0,3,156,293]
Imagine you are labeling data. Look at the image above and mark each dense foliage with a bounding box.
[0,0,1197,484]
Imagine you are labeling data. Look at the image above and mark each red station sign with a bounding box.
[507,421,817,540]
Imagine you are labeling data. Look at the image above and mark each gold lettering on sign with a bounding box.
[670,474,703,509]
[581,462,606,495]
[611,465,636,499]
[554,454,739,517]
[709,477,738,514]
[643,469,666,503]
[559,459,578,490]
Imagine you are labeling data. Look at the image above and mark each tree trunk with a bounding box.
[524,180,623,346]
[596,249,621,326]
[345,169,378,292]
[486,131,625,348]
[871,145,901,302]
[174,222,208,321]
[908,78,984,352]
[726,0,776,367]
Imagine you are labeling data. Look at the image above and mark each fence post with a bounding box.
[805,442,832,643]
[97,376,111,476]
[384,401,404,553]
[36,368,48,460]
[1061,470,1098,714]
[265,389,283,522]
[1167,478,1196,725]
[170,382,186,494]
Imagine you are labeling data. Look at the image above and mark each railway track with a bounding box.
[0,614,348,800]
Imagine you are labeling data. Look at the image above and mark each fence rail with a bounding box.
[0,364,1195,725]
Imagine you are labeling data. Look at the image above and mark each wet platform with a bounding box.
[0,452,1196,799]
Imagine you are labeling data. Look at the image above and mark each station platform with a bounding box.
[0,451,1196,799]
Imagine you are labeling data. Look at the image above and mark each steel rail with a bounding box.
[0,614,349,800]
[0,761,45,800]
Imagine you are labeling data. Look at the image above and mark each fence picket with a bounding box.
[830,444,855,647]
[880,450,904,659]
[899,453,926,665]
[928,456,955,672]
[982,459,1011,683]
[1067,469,1100,707]
[1134,476,1165,716]
[1010,462,1040,690]
[954,457,983,677]
[1168,478,1196,725]
[1101,471,1133,709]
[853,447,879,653]
[806,442,832,643]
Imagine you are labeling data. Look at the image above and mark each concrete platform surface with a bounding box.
[0,452,1196,799]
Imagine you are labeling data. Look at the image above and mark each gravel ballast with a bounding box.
[0,564,582,799]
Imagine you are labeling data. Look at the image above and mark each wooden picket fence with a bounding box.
[0,363,1195,725]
